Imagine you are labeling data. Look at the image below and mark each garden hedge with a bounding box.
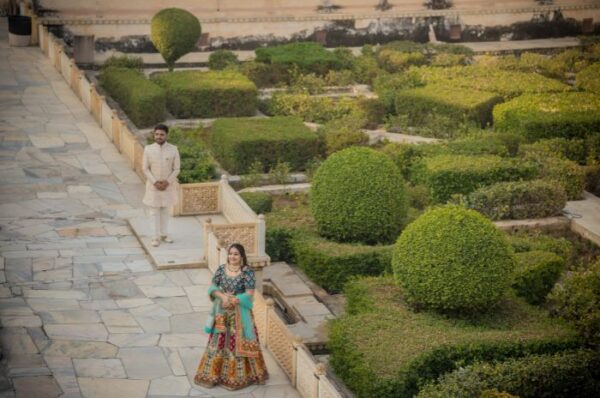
[239,192,272,214]
[466,179,567,221]
[512,250,565,305]
[393,205,515,313]
[493,92,600,140]
[208,49,239,70]
[239,61,288,87]
[329,276,580,398]
[395,85,503,127]
[575,62,600,94]
[101,55,143,70]
[209,116,320,174]
[412,65,571,99]
[416,350,599,398]
[506,232,573,261]
[415,155,537,203]
[291,233,393,293]
[159,127,215,183]
[99,67,166,128]
[310,147,409,244]
[255,42,346,75]
[267,93,372,124]
[152,70,257,118]
[533,156,586,200]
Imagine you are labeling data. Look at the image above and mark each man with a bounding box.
[142,124,180,247]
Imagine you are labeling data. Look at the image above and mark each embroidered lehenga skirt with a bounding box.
[194,308,269,390]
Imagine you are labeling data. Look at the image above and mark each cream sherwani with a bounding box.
[142,142,181,207]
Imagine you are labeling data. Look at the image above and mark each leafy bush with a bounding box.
[320,115,369,155]
[310,147,408,244]
[239,192,272,214]
[585,164,600,196]
[289,71,326,94]
[507,232,573,261]
[208,49,239,70]
[291,234,393,293]
[324,69,355,86]
[479,390,518,398]
[101,55,143,70]
[393,205,515,313]
[530,156,586,200]
[267,93,365,124]
[377,49,428,72]
[329,276,580,398]
[431,53,467,67]
[352,55,382,84]
[576,62,600,94]
[265,197,316,262]
[520,137,587,165]
[255,42,346,75]
[412,65,571,99]
[417,350,600,398]
[164,128,215,183]
[373,71,425,113]
[150,8,201,71]
[416,155,537,203]
[493,92,600,140]
[238,61,287,88]
[99,67,166,128]
[549,259,600,348]
[395,85,503,127]
[152,70,257,118]
[209,116,320,174]
[466,179,567,221]
[512,251,565,305]
[446,134,520,157]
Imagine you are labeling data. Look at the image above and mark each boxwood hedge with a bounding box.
[238,192,272,214]
[575,62,600,94]
[328,276,580,398]
[493,92,600,140]
[255,42,346,75]
[395,85,503,127]
[512,250,565,305]
[209,116,320,174]
[99,67,166,128]
[152,70,257,118]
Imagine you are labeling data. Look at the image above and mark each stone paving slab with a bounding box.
[565,192,600,247]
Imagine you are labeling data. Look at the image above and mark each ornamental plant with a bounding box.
[150,8,201,71]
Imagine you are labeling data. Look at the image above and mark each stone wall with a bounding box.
[38,0,600,51]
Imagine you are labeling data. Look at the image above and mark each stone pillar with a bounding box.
[73,35,95,64]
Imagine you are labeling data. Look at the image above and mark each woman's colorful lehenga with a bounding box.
[194,265,269,390]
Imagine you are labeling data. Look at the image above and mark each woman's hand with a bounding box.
[229,295,240,306]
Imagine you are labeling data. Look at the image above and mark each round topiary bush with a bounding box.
[310,147,408,244]
[393,205,514,313]
[151,8,201,71]
[208,49,239,70]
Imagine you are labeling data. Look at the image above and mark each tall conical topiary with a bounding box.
[151,8,201,71]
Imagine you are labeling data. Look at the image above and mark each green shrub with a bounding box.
[512,251,565,305]
[289,71,326,94]
[395,85,503,127]
[378,49,427,72]
[507,232,573,261]
[373,71,425,113]
[520,137,588,165]
[417,155,537,203]
[324,69,355,86]
[150,8,201,71]
[585,164,600,196]
[164,127,215,183]
[531,156,586,200]
[268,93,364,124]
[431,53,467,67]
[238,61,287,87]
[208,49,239,70]
[239,192,272,214]
[99,67,166,128]
[291,234,393,293]
[393,205,515,313]
[549,259,600,348]
[576,62,600,94]
[311,147,409,244]
[407,184,433,210]
[320,115,369,155]
[466,179,567,221]
[101,55,143,70]
[352,55,382,85]
[446,134,515,157]
[412,65,571,99]
[255,42,346,75]
[152,70,256,118]
[329,276,580,398]
[356,97,386,129]
[417,350,599,398]
[479,390,518,398]
[265,198,316,262]
[209,116,320,174]
[493,92,600,140]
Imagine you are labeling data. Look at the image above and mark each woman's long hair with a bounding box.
[228,243,249,270]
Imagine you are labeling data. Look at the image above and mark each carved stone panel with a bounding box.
[180,184,220,215]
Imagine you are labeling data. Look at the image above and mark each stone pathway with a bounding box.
[0,18,298,398]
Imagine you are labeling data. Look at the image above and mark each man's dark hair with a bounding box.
[154,124,169,134]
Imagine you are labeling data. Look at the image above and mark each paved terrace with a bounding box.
[0,18,298,398]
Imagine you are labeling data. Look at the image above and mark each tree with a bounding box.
[150,8,201,71]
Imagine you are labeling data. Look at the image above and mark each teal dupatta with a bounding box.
[205,284,256,340]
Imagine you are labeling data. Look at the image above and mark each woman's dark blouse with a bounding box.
[212,265,256,295]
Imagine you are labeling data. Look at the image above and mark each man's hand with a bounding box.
[153,181,169,191]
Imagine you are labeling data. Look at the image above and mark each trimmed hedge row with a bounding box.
[416,350,600,398]
[412,65,571,99]
[238,192,272,214]
[506,232,573,261]
[395,85,503,127]
[329,277,580,398]
[512,250,565,305]
[529,156,587,200]
[99,67,166,128]
[209,116,320,174]
[161,128,215,183]
[255,42,346,75]
[576,62,600,94]
[466,179,567,221]
[415,155,537,203]
[493,92,600,140]
[152,70,257,118]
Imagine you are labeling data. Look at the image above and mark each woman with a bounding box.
[194,243,269,390]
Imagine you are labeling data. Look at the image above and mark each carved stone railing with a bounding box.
[37,27,342,398]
